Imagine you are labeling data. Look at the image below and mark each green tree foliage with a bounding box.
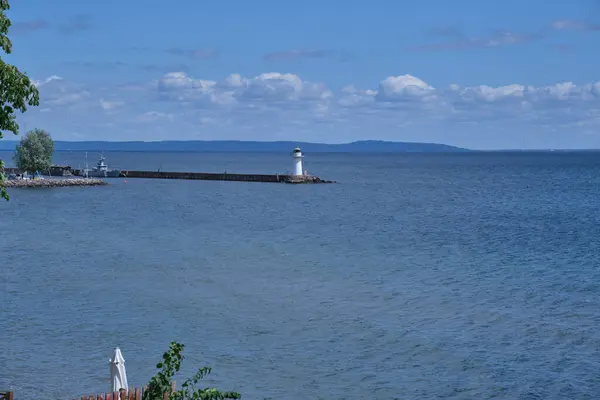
[13,128,54,175]
[0,0,41,200]
[144,342,241,400]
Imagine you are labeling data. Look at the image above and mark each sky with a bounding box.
[4,0,600,149]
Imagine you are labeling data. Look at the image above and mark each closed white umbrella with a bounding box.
[109,347,129,392]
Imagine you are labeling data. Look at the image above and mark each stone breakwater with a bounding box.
[4,167,336,184]
[115,170,336,184]
[283,175,335,184]
[3,178,108,188]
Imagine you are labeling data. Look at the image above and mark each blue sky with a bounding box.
[5,0,600,149]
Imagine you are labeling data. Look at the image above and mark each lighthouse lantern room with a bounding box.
[292,147,304,176]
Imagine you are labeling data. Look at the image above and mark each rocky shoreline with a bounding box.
[3,178,108,188]
[283,175,336,184]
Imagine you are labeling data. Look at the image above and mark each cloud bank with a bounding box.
[18,71,600,149]
[410,19,600,52]
[12,14,93,35]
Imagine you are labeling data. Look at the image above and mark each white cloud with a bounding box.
[100,99,124,111]
[375,74,435,102]
[157,71,217,104]
[155,71,332,106]
[551,20,600,31]
[33,75,63,87]
[134,111,175,123]
[15,71,600,149]
[450,84,525,102]
[32,76,92,109]
[240,72,332,102]
[409,30,537,52]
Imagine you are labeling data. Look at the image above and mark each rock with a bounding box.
[3,178,108,188]
[283,175,336,184]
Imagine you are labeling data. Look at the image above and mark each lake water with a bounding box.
[1,150,599,399]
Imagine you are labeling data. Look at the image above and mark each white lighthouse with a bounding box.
[292,147,304,176]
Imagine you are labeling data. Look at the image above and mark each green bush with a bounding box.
[143,342,241,400]
[13,128,54,176]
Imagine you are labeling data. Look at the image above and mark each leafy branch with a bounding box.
[0,0,41,200]
[143,342,241,400]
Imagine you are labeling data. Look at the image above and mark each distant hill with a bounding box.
[0,140,469,153]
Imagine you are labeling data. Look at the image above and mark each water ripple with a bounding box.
[1,151,600,399]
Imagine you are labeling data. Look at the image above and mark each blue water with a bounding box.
[1,151,599,399]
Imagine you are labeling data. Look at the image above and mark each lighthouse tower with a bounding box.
[292,147,304,176]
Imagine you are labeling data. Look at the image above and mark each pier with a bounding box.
[4,167,335,184]
[92,169,333,184]
[3,147,335,184]
[108,147,334,183]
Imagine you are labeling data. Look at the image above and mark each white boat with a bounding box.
[83,153,121,178]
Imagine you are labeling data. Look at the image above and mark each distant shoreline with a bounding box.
[1,141,598,153]
[0,139,469,153]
